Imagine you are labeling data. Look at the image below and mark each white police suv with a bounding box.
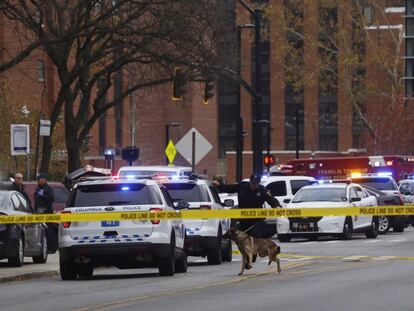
[161,178,232,265]
[58,177,186,280]
[277,182,378,242]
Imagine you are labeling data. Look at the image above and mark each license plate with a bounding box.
[101,221,120,227]
[293,223,310,232]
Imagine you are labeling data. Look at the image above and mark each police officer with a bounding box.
[11,173,32,209]
[34,173,55,214]
[213,174,280,238]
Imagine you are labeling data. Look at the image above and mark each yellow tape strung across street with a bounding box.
[0,205,413,224]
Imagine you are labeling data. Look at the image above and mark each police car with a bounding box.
[58,177,186,280]
[161,177,232,265]
[277,182,378,242]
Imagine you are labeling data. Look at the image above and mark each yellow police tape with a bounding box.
[0,205,413,224]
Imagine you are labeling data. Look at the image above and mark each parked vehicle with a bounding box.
[0,190,48,266]
[277,182,378,242]
[362,185,406,233]
[118,165,193,178]
[59,177,186,280]
[162,177,232,265]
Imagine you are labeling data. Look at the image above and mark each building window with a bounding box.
[37,60,45,82]
[363,6,373,25]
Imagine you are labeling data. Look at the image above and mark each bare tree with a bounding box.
[0,0,231,172]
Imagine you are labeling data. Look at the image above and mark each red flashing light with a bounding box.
[264,155,275,166]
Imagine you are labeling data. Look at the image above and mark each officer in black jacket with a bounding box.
[34,173,55,214]
[11,173,32,209]
[213,174,280,238]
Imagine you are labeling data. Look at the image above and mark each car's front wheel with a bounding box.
[207,229,223,265]
[159,233,175,276]
[221,239,232,262]
[378,215,390,234]
[365,217,378,239]
[8,234,24,267]
[33,231,48,264]
[340,218,353,240]
[175,253,187,273]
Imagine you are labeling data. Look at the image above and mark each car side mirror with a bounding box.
[283,199,291,204]
[350,197,361,203]
[224,199,234,208]
[176,201,189,210]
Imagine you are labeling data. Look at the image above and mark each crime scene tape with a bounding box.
[0,205,413,224]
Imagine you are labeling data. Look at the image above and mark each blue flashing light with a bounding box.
[378,172,392,177]
[171,175,181,181]
[104,149,115,156]
[121,186,130,191]
[126,175,135,179]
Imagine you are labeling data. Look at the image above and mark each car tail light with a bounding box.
[62,211,71,228]
[150,208,163,224]
[200,205,212,210]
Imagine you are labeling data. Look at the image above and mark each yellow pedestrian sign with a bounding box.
[165,139,177,165]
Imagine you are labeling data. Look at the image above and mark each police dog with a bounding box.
[224,226,281,276]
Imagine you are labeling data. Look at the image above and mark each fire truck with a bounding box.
[287,155,414,182]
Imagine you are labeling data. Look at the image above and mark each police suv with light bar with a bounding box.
[58,176,186,280]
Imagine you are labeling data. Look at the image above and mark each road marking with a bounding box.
[389,239,407,243]
[324,241,341,244]
[74,261,313,311]
[342,255,369,261]
[364,240,381,243]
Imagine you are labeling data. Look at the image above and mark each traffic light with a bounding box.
[263,154,275,166]
[203,79,214,104]
[122,146,140,166]
[172,67,185,101]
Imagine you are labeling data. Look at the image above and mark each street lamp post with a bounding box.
[237,0,263,177]
[236,24,255,182]
[165,123,180,165]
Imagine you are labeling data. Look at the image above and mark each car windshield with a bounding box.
[353,178,397,191]
[163,183,209,202]
[292,188,347,203]
[54,187,69,204]
[69,184,153,207]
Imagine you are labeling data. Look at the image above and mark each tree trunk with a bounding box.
[39,136,53,175]
[66,137,82,173]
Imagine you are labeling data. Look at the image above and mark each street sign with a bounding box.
[175,128,212,165]
[165,139,177,165]
[39,120,51,136]
[10,124,30,155]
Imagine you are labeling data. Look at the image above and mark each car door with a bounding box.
[265,181,288,207]
[209,185,229,233]
[348,187,364,230]
[354,186,373,228]
[11,193,38,253]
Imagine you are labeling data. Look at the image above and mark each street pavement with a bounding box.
[0,227,413,311]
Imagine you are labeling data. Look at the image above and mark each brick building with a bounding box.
[1,0,413,181]
[222,0,414,181]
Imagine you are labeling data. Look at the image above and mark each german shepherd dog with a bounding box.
[224,227,281,276]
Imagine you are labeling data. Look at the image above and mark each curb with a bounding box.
[0,270,58,283]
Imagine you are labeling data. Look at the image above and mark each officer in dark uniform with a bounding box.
[34,173,55,214]
[213,174,280,238]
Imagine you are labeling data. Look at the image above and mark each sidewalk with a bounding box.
[0,254,59,283]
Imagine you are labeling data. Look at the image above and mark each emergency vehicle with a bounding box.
[287,155,414,182]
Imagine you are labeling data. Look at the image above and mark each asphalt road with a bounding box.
[1,227,414,311]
